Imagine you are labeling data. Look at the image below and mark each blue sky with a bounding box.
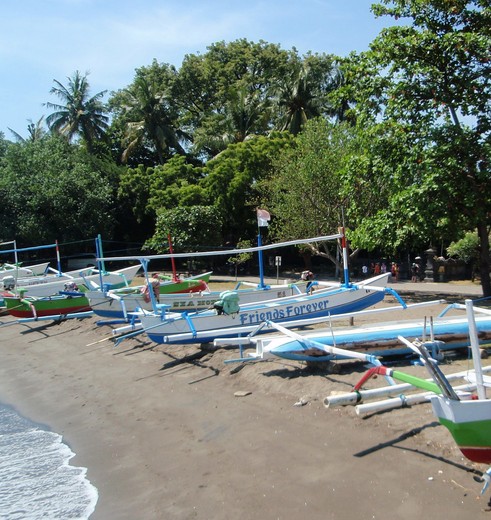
[1,0,394,138]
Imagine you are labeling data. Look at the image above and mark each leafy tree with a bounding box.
[147,155,206,211]
[201,132,295,242]
[145,205,223,254]
[227,239,253,280]
[447,231,480,263]
[174,39,295,158]
[192,84,270,156]
[0,136,115,244]
[338,0,491,294]
[0,132,9,157]
[141,132,293,247]
[272,53,340,134]
[45,71,109,152]
[265,119,361,269]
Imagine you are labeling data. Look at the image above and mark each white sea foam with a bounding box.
[0,403,98,519]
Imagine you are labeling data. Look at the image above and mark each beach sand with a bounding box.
[0,287,490,519]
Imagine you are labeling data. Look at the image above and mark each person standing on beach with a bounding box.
[391,262,399,282]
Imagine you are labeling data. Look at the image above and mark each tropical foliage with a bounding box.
[1,2,490,293]
[44,71,109,152]
[0,136,115,244]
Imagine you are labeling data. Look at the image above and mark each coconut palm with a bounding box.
[273,63,324,135]
[193,85,270,157]
[118,74,190,165]
[45,71,108,152]
[8,116,47,142]
[273,56,340,135]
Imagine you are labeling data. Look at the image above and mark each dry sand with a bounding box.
[0,284,491,519]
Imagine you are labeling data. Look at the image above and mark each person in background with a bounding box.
[301,270,316,294]
[391,262,399,282]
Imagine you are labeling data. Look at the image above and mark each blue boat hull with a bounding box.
[266,316,491,361]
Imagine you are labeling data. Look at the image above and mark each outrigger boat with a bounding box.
[124,271,393,345]
[87,277,305,320]
[0,261,50,279]
[0,240,50,279]
[351,300,491,494]
[3,289,92,319]
[5,263,142,298]
[2,237,141,297]
[97,231,403,346]
[226,302,491,363]
[85,271,213,320]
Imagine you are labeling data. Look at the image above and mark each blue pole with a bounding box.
[141,258,159,312]
[97,234,106,274]
[95,236,104,290]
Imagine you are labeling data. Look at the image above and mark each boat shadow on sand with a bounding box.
[354,421,486,481]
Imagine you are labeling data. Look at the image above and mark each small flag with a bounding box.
[257,208,271,227]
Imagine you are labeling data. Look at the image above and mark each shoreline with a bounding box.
[0,288,490,518]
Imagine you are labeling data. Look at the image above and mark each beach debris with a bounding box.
[234,390,252,397]
[293,396,309,407]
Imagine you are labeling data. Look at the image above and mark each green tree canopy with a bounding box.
[109,60,190,165]
[336,0,491,294]
[265,119,363,267]
[0,136,115,244]
[145,205,223,254]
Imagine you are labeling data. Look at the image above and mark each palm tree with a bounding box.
[44,71,108,152]
[273,63,323,135]
[8,116,47,142]
[118,74,190,165]
[193,85,270,157]
[272,56,340,135]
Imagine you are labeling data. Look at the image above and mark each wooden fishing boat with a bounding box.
[430,395,491,464]
[0,261,50,279]
[3,291,92,319]
[134,272,392,345]
[352,301,491,494]
[243,310,491,363]
[9,264,142,298]
[87,278,304,320]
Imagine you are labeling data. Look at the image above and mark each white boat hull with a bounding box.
[10,264,141,297]
[88,283,304,319]
[139,274,390,345]
[0,262,50,280]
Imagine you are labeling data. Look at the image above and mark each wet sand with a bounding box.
[0,282,490,519]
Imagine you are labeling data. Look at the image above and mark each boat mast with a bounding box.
[466,299,487,400]
[339,207,350,288]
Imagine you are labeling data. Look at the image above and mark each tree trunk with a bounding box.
[477,221,491,297]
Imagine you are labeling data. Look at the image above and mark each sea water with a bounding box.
[0,402,98,519]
